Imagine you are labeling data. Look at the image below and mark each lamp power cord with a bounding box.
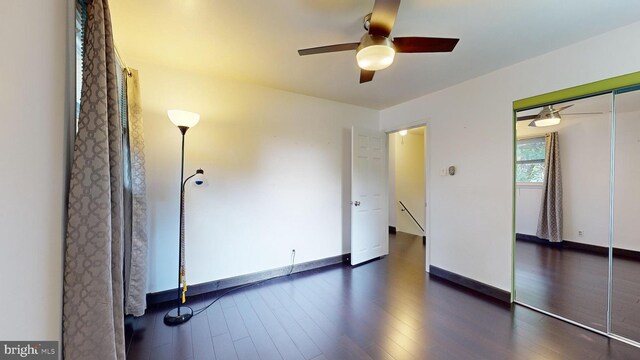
[191,250,296,317]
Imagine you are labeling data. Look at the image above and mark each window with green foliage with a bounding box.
[516,137,546,183]
[76,7,84,130]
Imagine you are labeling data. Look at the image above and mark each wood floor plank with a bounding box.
[222,304,250,341]
[212,332,238,360]
[192,335,216,360]
[207,301,230,337]
[257,285,323,359]
[233,292,284,360]
[267,283,362,360]
[247,286,307,360]
[234,336,260,360]
[189,314,212,344]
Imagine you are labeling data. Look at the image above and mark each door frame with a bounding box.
[386,124,430,271]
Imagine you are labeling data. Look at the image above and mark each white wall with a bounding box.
[131,60,379,293]
[0,0,68,341]
[380,21,640,292]
[392,131,426,236]
[613,103,640,252]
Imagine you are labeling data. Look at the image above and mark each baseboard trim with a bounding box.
[389,226,397,234]
[147,253,350,306]
[429,265,511,303]
[516,233,563,248]
[516,233,640,260]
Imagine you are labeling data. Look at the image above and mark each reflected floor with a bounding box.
[516,239,640,342]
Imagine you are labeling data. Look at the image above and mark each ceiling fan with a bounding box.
[517,104,603,127]
[297,0,460,84]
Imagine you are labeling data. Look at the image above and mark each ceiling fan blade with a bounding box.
[553,104,574,113]
[393,37,459,53]
[369,0,401,37]
[298,43,359,56]
[517,115,538,121]
[563,112,604,115]
[360,70,375,83]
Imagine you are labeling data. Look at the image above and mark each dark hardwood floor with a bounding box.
[127,233,640,359]
[516,239,640,343]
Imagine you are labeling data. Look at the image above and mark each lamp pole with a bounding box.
[177,125,187,314]
[164,125,194,326]
[164,109,203,326]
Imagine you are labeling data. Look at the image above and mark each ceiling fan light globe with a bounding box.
[357,45,395,71]
[530,115,561,127]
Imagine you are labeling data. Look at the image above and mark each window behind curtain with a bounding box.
[75,1,86,131]
[516,137,546,183]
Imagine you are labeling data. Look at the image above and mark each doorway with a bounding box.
[388,126,428,269]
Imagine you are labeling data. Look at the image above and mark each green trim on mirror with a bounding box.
[513,71,640,111]
[511,109,517,302]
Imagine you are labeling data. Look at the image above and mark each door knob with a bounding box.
[354,201,361,206]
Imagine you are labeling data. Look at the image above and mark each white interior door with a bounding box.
[351,126,388,265]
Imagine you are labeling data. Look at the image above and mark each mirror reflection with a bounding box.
[612,88,640,342]
[515,93,612,332]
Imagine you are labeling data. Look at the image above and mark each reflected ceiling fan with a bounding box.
[517,104,603,127]
[297,0,459,83]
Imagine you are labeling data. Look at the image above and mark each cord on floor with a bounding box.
[191,250,297,317]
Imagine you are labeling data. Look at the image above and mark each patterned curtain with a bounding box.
[63,0,125,359]
[124,68,149,316]
[537,132,563,242]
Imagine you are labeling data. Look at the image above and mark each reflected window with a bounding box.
[516,137,545,183]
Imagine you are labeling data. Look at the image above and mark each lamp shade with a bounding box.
[168,110,200,128]
[399,129,408,136]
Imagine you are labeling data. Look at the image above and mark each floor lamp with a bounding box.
[164,109,206,326]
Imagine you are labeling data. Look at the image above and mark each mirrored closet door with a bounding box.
[514,93,612,333]
[515,87,640,346]
[611,88,640,343]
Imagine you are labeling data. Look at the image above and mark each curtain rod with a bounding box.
[114,45,131,76]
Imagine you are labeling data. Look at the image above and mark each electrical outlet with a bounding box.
[578,230,584,237]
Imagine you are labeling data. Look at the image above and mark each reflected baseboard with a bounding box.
[516,233,640,261]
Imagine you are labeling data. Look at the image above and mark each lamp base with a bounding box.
[163,306,193,326]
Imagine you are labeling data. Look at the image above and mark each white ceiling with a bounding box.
[109,0,640,110]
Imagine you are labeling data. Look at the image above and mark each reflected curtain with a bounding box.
[124,68,149,316]
[63,0,125,359]
[537,131,563,242]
